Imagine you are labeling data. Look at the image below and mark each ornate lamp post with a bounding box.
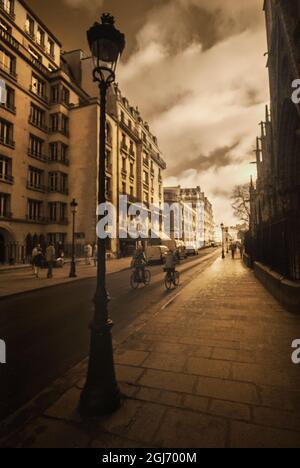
[69,199,78,278]
[221,223,225,259]
[79,14,125,417]
[226,227,229,254]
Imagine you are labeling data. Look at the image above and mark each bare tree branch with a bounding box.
[231,184,250,226]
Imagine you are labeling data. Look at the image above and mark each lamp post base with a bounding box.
[79,320,121,417]
[69,261,77,278]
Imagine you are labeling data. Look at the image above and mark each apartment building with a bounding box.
[164,186,215,249]
[0,0,166,262]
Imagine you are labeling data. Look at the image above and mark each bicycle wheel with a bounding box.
[165,274,173,290]
[130,272,139,289]
[174,271,180,287]
[144,270,151,285]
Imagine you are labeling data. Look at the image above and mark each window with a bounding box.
[27,199,43,221]
[130,186,134,197]
[29,103,46,130]
[0,192,10,218]
[50,85,59,104]
[31,74,47,100]
[122,182,126,195]
[47,38,55,59]
[122,157,127,172]
[1,85,15,112]
[29,134,44,159]
[48,202,57,222]
[49,142,58,162]
[130,162,134,178]
[0,156,12,183]
[143,192,149,204]
[36,27,45,48]
[28,167,44,190]
[143,171,149,185]
[0,47,16,77]
[0,118,14,147]
[2,0,14,18]
[61,115,69,136]
[61,144,68,164]
[121,111,125,123]
[129,141,134,155]
[50,113,59,132]
[62,87,70,105]
[49,172,68,194]
[25,15,35,37]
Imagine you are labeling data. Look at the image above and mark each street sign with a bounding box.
[0,79,7,105]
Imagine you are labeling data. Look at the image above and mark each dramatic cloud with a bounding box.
[118,0,268,226]
[62,0,104,10]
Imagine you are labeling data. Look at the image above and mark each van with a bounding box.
[146,246,169,265]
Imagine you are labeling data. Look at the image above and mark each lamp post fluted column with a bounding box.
[69,199,78,278]
[79,13,125,417]
[221,223,225,259]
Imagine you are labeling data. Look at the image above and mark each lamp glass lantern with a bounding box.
[70,199,78,214]
[87,13,125,82]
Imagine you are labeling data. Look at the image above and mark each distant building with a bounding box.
[163,186,215,248]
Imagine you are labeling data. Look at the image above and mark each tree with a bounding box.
[231,184,250,226]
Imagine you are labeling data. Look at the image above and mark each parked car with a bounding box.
[185,245,199,256]
[145,246,169,265]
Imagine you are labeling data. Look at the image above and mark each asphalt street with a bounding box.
[0,248,219,421]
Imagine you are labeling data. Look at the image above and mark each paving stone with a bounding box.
[154,408,227,448]
[232,362,294,388]
[230,421,300,448]
[136,387,182,407]
[91,433,145,448]
[142,352,187,373]
[182,395,210,413]
[45,387,81,423]
[253,406,300,432]
[186,357,231,379]
[126,402,166,444]
[98,399,142,436]
[196,376,259,405]
[115,365,144,384]
[209,399,251,421]
[139,369,197,394]
[114,350,149,367]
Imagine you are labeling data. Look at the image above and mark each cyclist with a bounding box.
[131,247,147,282]
[164,249,178,279]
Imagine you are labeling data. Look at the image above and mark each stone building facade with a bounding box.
[0,0,166,263]
[248,0,300,280]
[164,186,215,248]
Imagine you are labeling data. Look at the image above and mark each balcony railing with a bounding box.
[0,0,15,20]
[0,136,15,149]
[28,149,48,162]
[48,187,69,196]
[0,101,16,114]
[26,182,47,193]
[26,215,47,224]
[0,28,19,51]
[30,85,48,103]
[0,173,14,184]
[0,211,12,219]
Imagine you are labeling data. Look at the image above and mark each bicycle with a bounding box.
[164,268,180,290]
[130,268,151,289]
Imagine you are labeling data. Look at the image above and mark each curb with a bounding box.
[0,266,131,301]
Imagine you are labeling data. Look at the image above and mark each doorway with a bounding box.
[0,233,5,264]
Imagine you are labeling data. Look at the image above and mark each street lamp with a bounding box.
[79,13,125,417]
[226,227,229,254]
[69,199,78,278]
[221,223,225,259]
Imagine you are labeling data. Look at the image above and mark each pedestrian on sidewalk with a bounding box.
[93,243,98,267]
[46,242,56,279]
[84,243,93,265]
[230,242,237,260]
[32,244,43,278]
[238,242,244,259]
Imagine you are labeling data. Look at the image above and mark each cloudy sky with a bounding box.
[27,0,269,225]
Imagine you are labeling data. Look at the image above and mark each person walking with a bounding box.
[93,243,98,267]
[230,242,237,260]
[46,242,56,279]
[32,244,43,278]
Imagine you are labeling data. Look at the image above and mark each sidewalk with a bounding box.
[0,257,131,299]
[1,256,300,448]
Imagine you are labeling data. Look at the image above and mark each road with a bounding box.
[0,248,220,421]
